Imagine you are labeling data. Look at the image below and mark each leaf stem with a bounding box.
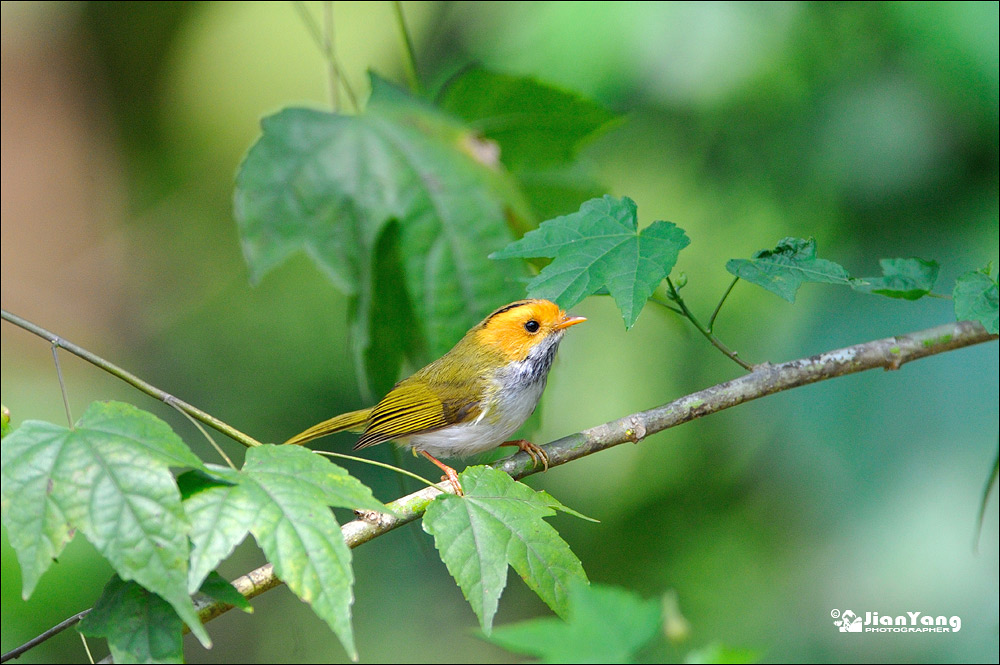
[322,1,338,111]
[51,344,74,427]
[314,450,442,490]
[708,276,739,332]
[648,294,684,316]
[170,403,237,470]
[926,292,953,300]
[292,2,325,55]
[1,309,264,449]
[665,277,754,371]
[80,633,95,665]
[291,0,358,111]
[392,1,421,94]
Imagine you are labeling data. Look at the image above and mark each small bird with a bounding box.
[284,299,585,494]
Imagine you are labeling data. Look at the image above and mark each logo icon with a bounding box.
[832,609,862,632]
[830,608,962,633]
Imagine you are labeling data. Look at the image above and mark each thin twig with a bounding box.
[80,633,94,665]
[51,344,74,427]
[0,609,90,662]
[322,2,338,110]
[648,294,684,316]
[314,450,441,489]
[292,1,324,51]
[170,403,237,470]
[291,0,358,110]
[708,276,739,331]
[392,1,421,93]
[1,310,263,449]
[666,277,754,370]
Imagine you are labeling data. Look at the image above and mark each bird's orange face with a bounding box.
[475,299,586,363]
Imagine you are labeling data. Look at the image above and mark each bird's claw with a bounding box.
[503,439,550,471]
[420,450,464,495]
[440,471,464,496]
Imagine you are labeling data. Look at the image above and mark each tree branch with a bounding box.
[195,319,997,626]
[0,309,264,449]
[1,610,91,662]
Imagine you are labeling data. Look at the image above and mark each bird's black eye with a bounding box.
[524,319,540,333]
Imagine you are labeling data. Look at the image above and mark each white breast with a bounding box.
[401,376,547,458]
[400,336,560,459]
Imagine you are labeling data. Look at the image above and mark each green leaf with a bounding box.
[439,68,613,223]
[238,445,390,660]
[78,575,184,664]
[0,401,210,647]
[422,466,588,633]
[490,195,690,328]
[954,266,999,333]
[685,643,762,664]
[439,68,617,171]
[181,448,388,656]
[234,74,529,394]
[851,258,940,300]
[726,237,851,302]
[536,490,600,523]
[242,444,388,514]
[182,467,256,593]
[1,404,10,438]
[199,571,252,613]
[484,582,661,663]
[352,220,424,397]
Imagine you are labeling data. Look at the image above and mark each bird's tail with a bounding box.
[283,408,371,446]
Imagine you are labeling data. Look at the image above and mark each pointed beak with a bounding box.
[555,314,587,330]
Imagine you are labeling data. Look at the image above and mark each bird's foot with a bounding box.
[502,439,550,471]
[419,450,464,495]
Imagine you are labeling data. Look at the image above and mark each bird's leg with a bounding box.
[501,439,550,471]
[419,450,463,496]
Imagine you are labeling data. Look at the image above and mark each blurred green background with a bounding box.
[2,1,997,662]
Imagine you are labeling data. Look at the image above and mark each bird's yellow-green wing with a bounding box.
[355,379,481,449]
